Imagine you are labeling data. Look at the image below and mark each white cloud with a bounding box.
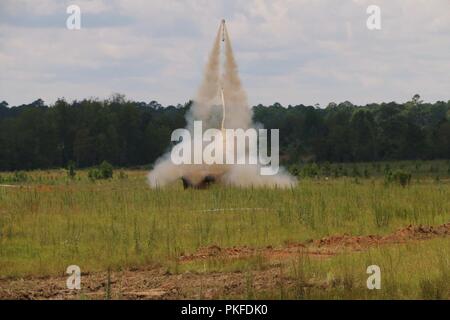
[0,0,449,107]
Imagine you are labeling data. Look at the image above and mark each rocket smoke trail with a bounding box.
[221,24,252,130]
[189,25,222,128]
[148,21,296,188]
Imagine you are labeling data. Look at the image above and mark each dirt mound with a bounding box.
[182,245,256,260]
[315,223,450,248]
[180,223,450,262]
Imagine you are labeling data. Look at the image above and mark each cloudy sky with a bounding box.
[1,0,449,107]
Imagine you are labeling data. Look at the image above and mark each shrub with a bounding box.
[321,162,331,177]
[88,161,114,181]
[391,170,412,187]
[99,161,114,179]
[301,163,319,178]
[12,171,28,183]
[88,168,101,181]
[351,166,361,177]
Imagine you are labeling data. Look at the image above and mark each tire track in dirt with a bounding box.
[0,223,448,300]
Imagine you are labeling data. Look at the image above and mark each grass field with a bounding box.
[0,162,449,299]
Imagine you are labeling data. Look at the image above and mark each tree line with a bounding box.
[0,94,449,171]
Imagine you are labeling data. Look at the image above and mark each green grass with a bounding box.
[0,165,449,299]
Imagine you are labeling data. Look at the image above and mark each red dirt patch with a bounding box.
[180,223,450,262]
[314,223,450,248]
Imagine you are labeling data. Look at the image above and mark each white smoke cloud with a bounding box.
[148,21,296,188]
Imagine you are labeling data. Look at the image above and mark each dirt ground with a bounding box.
[0,223,448,300]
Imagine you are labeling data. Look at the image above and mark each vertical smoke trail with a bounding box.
[221,25,252,129]
[188,25,222,130]
[188,22,252,131]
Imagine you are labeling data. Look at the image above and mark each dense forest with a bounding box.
[1,94,449,171]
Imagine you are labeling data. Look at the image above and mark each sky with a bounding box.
[0,0,449,107]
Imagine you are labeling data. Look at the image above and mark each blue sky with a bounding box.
[1,0,449,107]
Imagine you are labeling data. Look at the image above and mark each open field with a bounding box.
[0,164,449,299]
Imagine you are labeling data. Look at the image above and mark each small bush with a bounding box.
[88,168,101,181]
[301,163,319,178]
[351,166,361,177]
[99,161,113,179]
[392,170,412,187]
[88,161,114,181]
[12,171,29,183]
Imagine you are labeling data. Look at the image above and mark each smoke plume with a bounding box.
[148,22,296,188]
